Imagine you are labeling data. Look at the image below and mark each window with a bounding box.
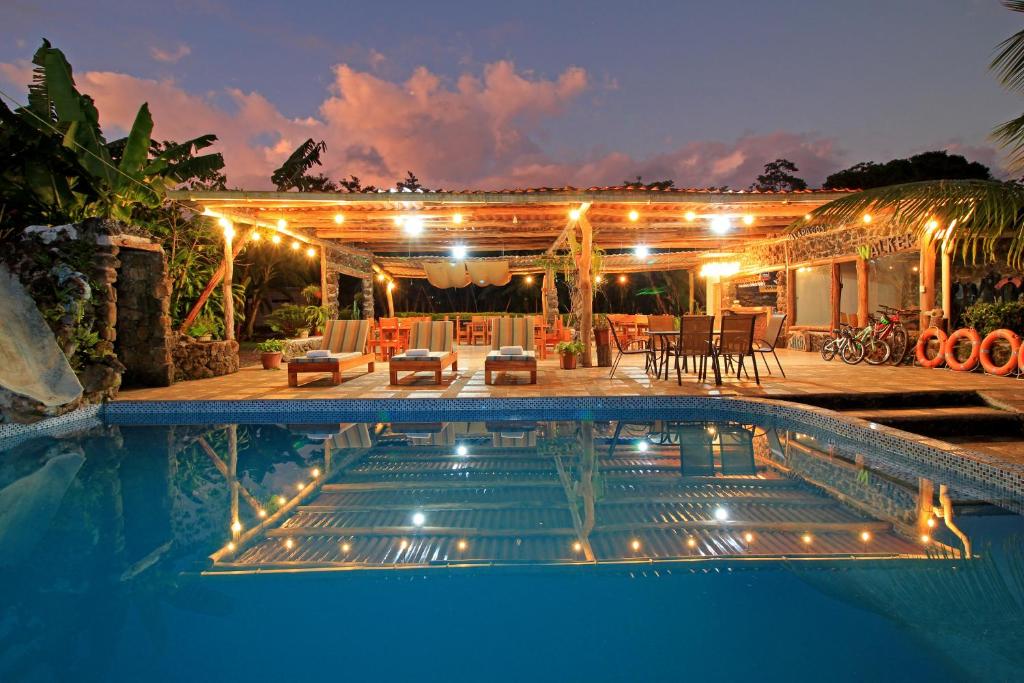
[839,261,858,321]
[793,265,832,327]
[868,252,919,312]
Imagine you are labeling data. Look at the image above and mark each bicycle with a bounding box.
[875,305,918,365]
[821,324,866,364]
[853,320,891,365]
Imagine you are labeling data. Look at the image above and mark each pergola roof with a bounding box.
[173,188,856,273]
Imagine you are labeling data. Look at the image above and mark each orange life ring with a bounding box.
[980,329,1021,375]
[915,328,947,368]
[944,328,982,371]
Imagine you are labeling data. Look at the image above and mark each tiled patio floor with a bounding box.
[117,347,1024,408]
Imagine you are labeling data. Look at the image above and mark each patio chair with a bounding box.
[608,319,653,378]
[484,317,537,384]
[752,312,787,377]
[646,314,676,376]
[677,423,715,477]
[718,424,756,475]
[287,319,373,387]
[717,314,759,385]
[668,315,715,384]
[388,320,458,385]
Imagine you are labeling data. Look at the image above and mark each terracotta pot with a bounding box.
[559,352,577,370]
[594,328,611,346]
[261,352,283,370]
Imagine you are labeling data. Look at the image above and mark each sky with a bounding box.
[0,0,1020,190]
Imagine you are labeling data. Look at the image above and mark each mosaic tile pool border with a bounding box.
[4,396,1021,506]
[0,403,104,452]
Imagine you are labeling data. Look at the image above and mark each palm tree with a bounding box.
[798,1,1024,267]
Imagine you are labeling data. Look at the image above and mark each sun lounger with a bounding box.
[388,321,458,384]
[287,319,373,386]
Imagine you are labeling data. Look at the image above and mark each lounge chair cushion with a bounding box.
[499,345,525,355]
[289,351,362,364]
[486,350,536,361]
[390,351,451,362]
[405,348,430,357]
[306,349,331,358]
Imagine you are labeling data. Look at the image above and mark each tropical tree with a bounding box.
[271,138,338,191]
[799,1,1024,266]
[751,158,807,191]
[823,151,992,189]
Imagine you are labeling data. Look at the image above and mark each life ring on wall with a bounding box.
[944,328,982,372]
[915,328,947,368]
[979,329,1021,376]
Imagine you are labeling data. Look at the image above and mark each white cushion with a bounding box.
[487,350,536,361]
[499,345,525,355]
[306,349,331,358]
[290,351,361,364]
[391,351,450,361]
[405,348,430,357]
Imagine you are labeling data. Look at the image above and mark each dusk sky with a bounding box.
[1,0,1019,190]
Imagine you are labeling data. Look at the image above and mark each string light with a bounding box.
[742,214,754,225]
[860,531,872,542]
[457,539,468,551]
[637,440,649,452]
[333,213,344,224]
[295,482,304,491]
[804,213,812,221]
[227,541,236,551]
[276,495,287,506]
[341,542,351,553]
[311,468,321,477]
[290,240,300,251]
[387,281,396,292]
[862,214,872,224]
[524,275,534,285]
[743,532,755,543]
[451,244,467,260]
[452,213,463,224]
[926,518,936,528]
[412,512,426,527]
[306,247,316,258]
[594,275,603,284]
[271,234,282,245]
[710,215,731,235]
[403,216,424,236]
[714,507,729,521]
[628,209,639,222]
[634,245,650,259]
[250,231,262,241]
[258,509,267,518]
[569,208,581,221]
[456,444,468,456]
[377,273,387,282]
[399,539,409,550]
[920,534,931,544]
[618,275,627,284]
[572,541,583,553]
[284,538,295,550]
[687,537,697,548]
[277,219,288,230]
[631,539,641,551]
[684,211,696,221]
[231,520,242,533]
[801,533,813,545]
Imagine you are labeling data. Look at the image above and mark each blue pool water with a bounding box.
[1,404,1022,682]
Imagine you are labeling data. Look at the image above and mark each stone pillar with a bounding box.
[116,248,174,387]
[321,250,341,318]
[361,276,374,319]
[542,269,558,323]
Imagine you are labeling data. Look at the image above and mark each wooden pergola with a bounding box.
[170,187,854,363]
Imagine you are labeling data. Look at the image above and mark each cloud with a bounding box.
[0,55,844,190]
[149,43,191,64]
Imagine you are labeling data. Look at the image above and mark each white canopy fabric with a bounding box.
[423,261,472,288]
[422,260,512,288]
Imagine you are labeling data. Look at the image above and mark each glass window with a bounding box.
[794,265,832,327]
[868,252,920,312]
[839,261,858,322]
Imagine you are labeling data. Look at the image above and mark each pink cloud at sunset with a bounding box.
[0,57,996,189]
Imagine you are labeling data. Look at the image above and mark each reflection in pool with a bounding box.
[2,414,1022,681]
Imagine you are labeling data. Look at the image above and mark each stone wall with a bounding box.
[322,249,373,319]
[361,277,375,319]
[171,336,239,381]
[116,248,174,387]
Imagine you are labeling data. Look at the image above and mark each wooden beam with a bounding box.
[223,232,235,341]
[548,202,590,254]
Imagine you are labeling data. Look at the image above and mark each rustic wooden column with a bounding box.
[385,281,396,318]
[785,268,796,324]
[577,214,594,367]
[228,424,239,541]
[941,240,953,327]
[180,230,248,334]
[222,231,235,341]
[361,277,374,319]
[856,257,870,328]
[688,270,696,313]
[830,262,841,331]
[320,249,331,315]
[919,235,937,329]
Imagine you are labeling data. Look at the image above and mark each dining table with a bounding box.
[646,329,722,385]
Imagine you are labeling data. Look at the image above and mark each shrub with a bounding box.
[256,339,285,353]
[265,304,314,337]
[555,340,585,356]
[962,301,1024,336]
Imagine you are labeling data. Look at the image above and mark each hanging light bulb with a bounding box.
[452,213,463,225]
[393,215,406,227]
[377,273,387,282]
[451,244,467,260]
[403,215,424,236]
[569,208,581,221]
[524,275,534,285]
[290,240,300,251]
[862,214,873,224]
[250,231,262,241]
[628,209,639,222]
[684,211,697,222]
[334,213,344,224]
[634,245,650,259]
[271,234,282,245]
[277,219,288,230]
[742,214,755,225]
[306,247,316,258]
[618,275,627,284]
[710,215,731,235]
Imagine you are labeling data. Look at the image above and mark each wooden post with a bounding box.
[361,277,374,319]
[856,257,869,328]
[385,281,396,318]
[577,214,594,367]
[919,235,937,329]
[688,270,695,313]
[228,425,239,541]
[541,271,549,322]
[179,231,248,334]
[223,232,235,341]
[320,249,330,316]
[830,261,841,331]
[941,240,953,327]
[785,268,796,324]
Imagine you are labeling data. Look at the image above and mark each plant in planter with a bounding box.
[555,340,585,369]
[305,304,330,335]
[256,339,285,369]
[301,284,322,305]
[188,318,217,342]
[266,304,314,338]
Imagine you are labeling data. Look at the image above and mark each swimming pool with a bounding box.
[2,397,1021,681]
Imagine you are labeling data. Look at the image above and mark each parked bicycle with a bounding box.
[874,305,918,365]
[820,324,865,364]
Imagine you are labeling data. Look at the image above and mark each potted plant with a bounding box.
[256,339,285,369]
[266,304,313,339]
[188,318,215,342]
[555,340,584,369]
[593,314,612,367]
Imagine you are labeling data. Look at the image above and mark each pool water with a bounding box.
[2,410,1022,682]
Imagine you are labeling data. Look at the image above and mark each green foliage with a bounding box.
[301,283,321,304]
[751,158,807,192]
[188,315,220,338]
[305,304,329,330]
[265,304,314,337]
[622,175,674,190]
[962,301,1024,336]
[555,340,585,355]
[823,151,992,190]
[256,339,285,353]
[271,138,336,191]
